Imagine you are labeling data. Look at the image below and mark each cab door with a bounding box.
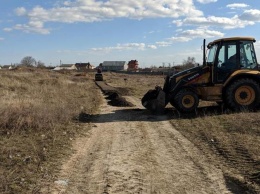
[214,41,240,83]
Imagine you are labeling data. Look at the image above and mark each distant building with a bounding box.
[53,64,77,71]
[53,63,95,71]
[102,61,127,71]
[127,60,139,71]
[1,65,15,70]
[75,63,94,71]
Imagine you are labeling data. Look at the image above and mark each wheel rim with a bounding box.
[235,86,255,105]
[182,95,195,108]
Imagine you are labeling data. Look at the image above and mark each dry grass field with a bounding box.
[1,69,259,193]
[0,68,102,193]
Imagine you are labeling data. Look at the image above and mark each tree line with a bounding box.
[18,56,46,68]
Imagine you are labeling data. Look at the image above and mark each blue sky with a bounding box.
[1,0,260,67]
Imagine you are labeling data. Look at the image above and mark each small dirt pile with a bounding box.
[106,92,134,107]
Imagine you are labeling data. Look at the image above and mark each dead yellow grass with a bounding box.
[0,69,102,193]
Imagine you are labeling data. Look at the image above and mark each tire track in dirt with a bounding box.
[48,93,232,194]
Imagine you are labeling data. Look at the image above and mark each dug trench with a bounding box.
[95,81,134,107]
[46,80,259,193]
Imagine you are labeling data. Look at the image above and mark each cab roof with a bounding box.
[208,37,256,47]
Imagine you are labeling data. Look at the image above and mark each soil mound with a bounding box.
[106,92,134,107]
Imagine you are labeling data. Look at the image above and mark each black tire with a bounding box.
[225,78,260,111]
[173,89,199,113]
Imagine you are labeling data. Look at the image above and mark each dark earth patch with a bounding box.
[95,81,134,107]
[224,174,257,194]
[106,92,134,107]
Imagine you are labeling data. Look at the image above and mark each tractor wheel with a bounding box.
[173,89,199,113]
[225,78,260,111]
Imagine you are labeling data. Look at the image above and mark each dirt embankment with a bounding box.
[44,81,258,193]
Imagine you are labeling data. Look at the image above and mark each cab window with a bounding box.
[218,42,237,69]
[240,41,257,69]
[216,41,238,82]
[207,44,217,63]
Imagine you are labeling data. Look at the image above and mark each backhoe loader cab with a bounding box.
[142,37,260,113]
[207,37,258,82]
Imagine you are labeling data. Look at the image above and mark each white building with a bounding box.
[101,61,127,71]
[53,64,77,71]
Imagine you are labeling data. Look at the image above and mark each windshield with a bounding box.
[207,44,218,63]
[240,41,258,69]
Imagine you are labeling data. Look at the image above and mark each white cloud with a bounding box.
[13,23,50,34]
[0,37,4,41]
[156,37,192,47]
[28,20,45,29]
[173,20,183,27]
[11,0,203,34]
[9,6,51,34]
[178,28,224,38]
[196,0,217,4]
[15,7,27,16]
[239,9,260,22]
[91,42,148,52]
[175,15,254,29]
[168,36,192,42]
[3,28,13,32]
[156,41,172,47]
[124,43,146,50]
[147,45,157,49]
[157,27,223,46]
[63,1,72,6]
[226,3,249,10]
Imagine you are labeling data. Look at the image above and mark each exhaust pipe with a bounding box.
[203,39,206,66]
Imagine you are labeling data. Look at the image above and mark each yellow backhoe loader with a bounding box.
[142,37,260,113]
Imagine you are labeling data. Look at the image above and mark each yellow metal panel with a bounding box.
[224,70,260,86]
[197,84,223,101]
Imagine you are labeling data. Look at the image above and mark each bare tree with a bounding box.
[182,57,196,69]
[20,56,37,67]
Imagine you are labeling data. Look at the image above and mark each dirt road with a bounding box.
[49,94,232,194]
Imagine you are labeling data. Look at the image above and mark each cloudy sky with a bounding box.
[1,0,260,67]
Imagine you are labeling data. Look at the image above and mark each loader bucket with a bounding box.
[141,87,166,113]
